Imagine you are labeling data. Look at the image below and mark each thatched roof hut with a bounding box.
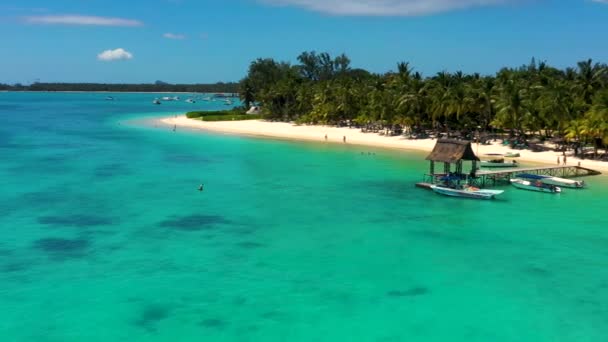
[425,139,479,177]
[426,139,480,163]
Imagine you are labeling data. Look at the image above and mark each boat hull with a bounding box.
[510,179,561,193]
[541,178,584,189]
[516,174,584,189]
[430,185,504,200]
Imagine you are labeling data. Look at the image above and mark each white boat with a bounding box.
[480,159,519,168]
[105,96,115,101]
[505,152,520,158]
[185,98,196,103]
[510,178,561,193]
[516,173,584,189]
[430,185,504,200]
[153,98,161,105]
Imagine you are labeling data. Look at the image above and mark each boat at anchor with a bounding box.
[430,184,504,200]
[510,178,561,193]
[516,173,585,188]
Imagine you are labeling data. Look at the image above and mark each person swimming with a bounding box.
[198,184,204,191]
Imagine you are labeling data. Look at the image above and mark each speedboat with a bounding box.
[105,96,115,101]
[153,98,161,105]
[186,98,196,103]
[430,184,504,200]
[516,173,584,189]
[480,158,519,168]
[510,178,561,193]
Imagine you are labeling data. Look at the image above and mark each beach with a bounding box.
[162,115,608,173]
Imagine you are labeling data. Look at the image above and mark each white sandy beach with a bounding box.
[161,115,608,173]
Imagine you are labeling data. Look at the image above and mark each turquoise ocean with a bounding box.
[1,92,608,341]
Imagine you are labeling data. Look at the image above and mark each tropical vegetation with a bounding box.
[186,109,261,121]
[239,52,608,159]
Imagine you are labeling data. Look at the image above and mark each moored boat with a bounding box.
[153,98,161,105]
[505,152,520,158]
[430,184,504,200]
[510,178,561,193]
[516,173,584,189]
[480,158,519,168]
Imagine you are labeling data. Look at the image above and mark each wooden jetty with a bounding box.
[416,139,602,189]
[473,165,601,187]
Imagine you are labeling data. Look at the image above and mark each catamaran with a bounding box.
[430,184,504,200]
[516,173,585,189]
[510,178,561,193]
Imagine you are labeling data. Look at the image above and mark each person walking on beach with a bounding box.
[324,134,327,141]
[563,154,567,165]
[557,156,560,165]
[343,136,346,143]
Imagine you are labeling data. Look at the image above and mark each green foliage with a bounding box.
[186,109,243,118]
[237,52,608,156]
[186,109,261,121]
[196,114,262,121]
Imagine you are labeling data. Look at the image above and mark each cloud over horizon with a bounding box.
[261,0,514,16]
[97,48,133,62]
[163,33,186,40]
[24,15,143,26]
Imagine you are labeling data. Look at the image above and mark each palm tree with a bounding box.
[492,72,530,140]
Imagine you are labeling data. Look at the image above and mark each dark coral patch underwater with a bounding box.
[159,214,229,231]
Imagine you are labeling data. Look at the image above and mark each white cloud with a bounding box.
[97,48,133,62]
[24,15,142,26]
[261,0,514,16]
[163,33,186,40]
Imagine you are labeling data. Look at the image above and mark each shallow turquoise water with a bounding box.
[1,92,608,341]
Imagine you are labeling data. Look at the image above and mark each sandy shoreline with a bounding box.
[161,116,608,173]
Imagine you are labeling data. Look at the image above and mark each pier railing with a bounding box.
[417,165,601,189]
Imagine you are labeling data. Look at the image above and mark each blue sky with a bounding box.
[1,0,607,84]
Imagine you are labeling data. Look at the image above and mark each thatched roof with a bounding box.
[426,139,480,163]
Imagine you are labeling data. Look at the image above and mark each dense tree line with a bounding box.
[239,52,608,158]
[0,82,239,93]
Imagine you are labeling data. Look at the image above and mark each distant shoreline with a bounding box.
[158,115,608,174]
[1,90,234,94]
